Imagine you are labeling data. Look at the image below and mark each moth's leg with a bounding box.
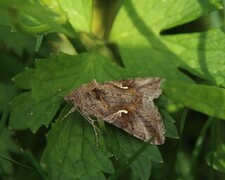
[76,108,101,149]
[62,107,77,120]
[82,115,101,132]
[85,116,101,149]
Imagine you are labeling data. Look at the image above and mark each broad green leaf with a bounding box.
[109,0,222,84]
[162,29,225,86]
[9,52,129,132]
[41,110,114,179]
[163,80,225,120]
[110,0,221,38]
[31,52,132,100]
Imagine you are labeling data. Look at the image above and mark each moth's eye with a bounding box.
[92,88,102,100]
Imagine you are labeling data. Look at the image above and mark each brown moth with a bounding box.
[64,78,165,145]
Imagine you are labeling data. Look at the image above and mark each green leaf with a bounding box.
[0,26,36,56]
[107,128,162,163]
[0,82,18,112]
[9,92,62,132]
[162,29,225,86]
[41,110,114,179]
[110,0,220,38]
[11,1,225,178]
[12,67,36,90]
[10,50,173,179]
[206,143,225,173]
[58,0,92,32]
[0,0,72,35]
[163,80,225,120]
[161,110,179,139]
[42,107,162,180]
[9,52,130,132]
[0,6,11,26]
[109,0,223,84]
[104,125,162,179]
[33,52,133,99]
[10,51,175,139]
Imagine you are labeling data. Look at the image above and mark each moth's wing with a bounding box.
[101,78,165,144]
[134,78,163,99]
[111,78,163,99]
[105,102,165,145]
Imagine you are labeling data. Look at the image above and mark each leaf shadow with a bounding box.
[123,0,217,84]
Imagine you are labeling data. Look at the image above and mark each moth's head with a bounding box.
[64,80,103,113]
[64,89,81,106]
[64,83,94,107]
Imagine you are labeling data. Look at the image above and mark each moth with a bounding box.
[64,78,165,145]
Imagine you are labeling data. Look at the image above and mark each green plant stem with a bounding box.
[169,108,188,179]
[179,108,188,136]
[0,106,9,136]
[190,117,213,176]
[20,149,47,180]
[208,118,220,180]
[0,154,34,170]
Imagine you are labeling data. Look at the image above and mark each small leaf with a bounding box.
[161,110,179,139]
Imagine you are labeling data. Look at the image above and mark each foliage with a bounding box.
[0,0,225,179]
